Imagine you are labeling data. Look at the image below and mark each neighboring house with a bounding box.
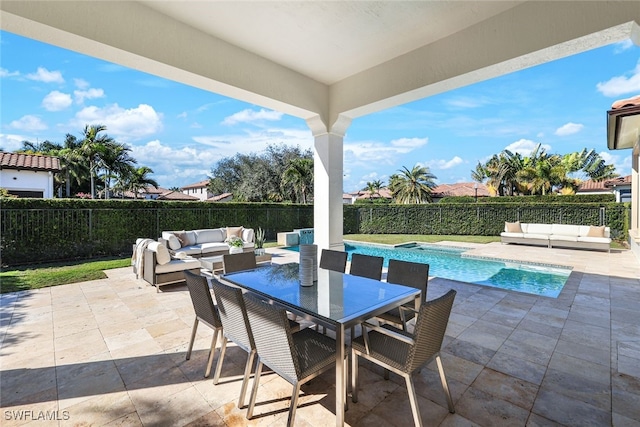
[431,182,490,202]
[206,192,233,202]
[122,185,171,200]
[157,191,199,201]
[181,179,213,201]
[348,187,394,203]
[0,152,61,198]
[577,175,631,202]
[342,193,354,204]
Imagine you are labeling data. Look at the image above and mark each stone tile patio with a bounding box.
[1,243,640,426]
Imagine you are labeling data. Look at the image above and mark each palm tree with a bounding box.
[389,165,437,204]
[98,141,136,199]
[281,158,314,203]
[364,179,384,199]
[118,166,159,199]
[53,134,87,197]
[80,124,114,199]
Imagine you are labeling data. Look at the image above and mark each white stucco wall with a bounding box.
[0,169,55,198]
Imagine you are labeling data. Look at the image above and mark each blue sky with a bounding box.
[1,30,639,192]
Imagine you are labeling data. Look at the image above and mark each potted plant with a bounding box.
[227,236,244,254]
[254,227,266,256]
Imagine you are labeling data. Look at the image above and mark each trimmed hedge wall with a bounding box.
[439,194,617,204]
[1,199,313,266]
[1,199,630,266]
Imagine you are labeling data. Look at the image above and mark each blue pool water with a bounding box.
[287,242,571,298]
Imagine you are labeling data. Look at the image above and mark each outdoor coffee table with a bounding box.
[200,252,272,274]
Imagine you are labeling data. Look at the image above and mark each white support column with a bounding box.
[307,115,351,252]
[632,143,639,237]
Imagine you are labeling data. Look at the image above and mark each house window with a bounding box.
[8,190,44,198]
[619,189,631,203]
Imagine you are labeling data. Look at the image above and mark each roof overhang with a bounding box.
[607,105,640,150]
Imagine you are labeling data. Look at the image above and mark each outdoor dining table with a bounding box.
[220,262,421,426]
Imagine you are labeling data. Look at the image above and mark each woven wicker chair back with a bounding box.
[210,278,255,352]
[386,259,429,301]
[349,253,384,281]
[184,270,221,329]
[223,252,257,274]
[243,293,299,383]
[319,249,348,273]
[407,289,456,371]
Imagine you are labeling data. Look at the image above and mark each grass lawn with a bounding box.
[1,257,131,294]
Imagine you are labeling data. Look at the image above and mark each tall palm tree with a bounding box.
[364,179,384,199]
[98,141,136,199]
[281,158,313,203]
[389,165,437,204]
[80,124,114,199]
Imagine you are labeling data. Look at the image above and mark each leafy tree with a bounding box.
[389,165,437,204]
[80,124,114,199]
[364,179,384,200]
[116,165,159,199]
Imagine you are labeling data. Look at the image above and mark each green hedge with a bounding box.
[0,199,313,266]
[439,194,617,204]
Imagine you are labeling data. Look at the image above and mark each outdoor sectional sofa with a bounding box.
[500,222,611,252]
[138,226,255,291]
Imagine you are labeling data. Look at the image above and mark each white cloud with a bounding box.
[599,151,632,175]
[0,134,28,151]
[9,115,48,131]
[425,156,464,170]
[71,104,162,140]
[390,137,428,149]
[42,90,73,111]
[74,88,105,104]
[26,67,64,84]
[193,127,313,158]
[74,78,90,89]
[177,112,188,119]
[614,39,634,54]
[504,139,551,156]
[0,67,19,78]
[222,108,283,126]
[444,96,490,109]
[596,62,640,97]
[554,122,583,136]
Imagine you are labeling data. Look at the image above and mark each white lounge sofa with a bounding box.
[160,227,255,258]
[500,222,611,252]
[135,240,201,291]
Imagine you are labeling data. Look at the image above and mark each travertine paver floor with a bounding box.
[1,243,640,426]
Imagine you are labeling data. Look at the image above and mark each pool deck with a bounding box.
[1,242,639,426]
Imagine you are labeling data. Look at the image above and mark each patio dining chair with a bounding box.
[319,249,348,273]
[223,252,257,274]
[243,293,339,427]
[352,289,457,427]
[349,253,384,280]
[184,270,223,378]
[209,278,300,408]
[376,259,430,331]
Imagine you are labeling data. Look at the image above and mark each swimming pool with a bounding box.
[287,242,571,298]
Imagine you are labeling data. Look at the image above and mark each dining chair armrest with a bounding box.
[361,321,416,354]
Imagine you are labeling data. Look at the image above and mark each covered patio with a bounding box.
[2,244,639,426]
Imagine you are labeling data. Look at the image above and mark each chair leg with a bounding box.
[351,350,359,403]
[213,336,228,384]
[436,354,455,413]
[247,361,263,419]
[204,328,219,378]
[238,349,256,408]
[405,375,423,427]
[344,354,349,411]
[186,318,199,360]
[287,383,301,427]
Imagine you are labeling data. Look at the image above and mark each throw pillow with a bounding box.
[148,242,172,265]
[166,234,181,250]
[226,226,244,240]
[505,221,522,233]
[587,225,605,238]
[174,231,188,247]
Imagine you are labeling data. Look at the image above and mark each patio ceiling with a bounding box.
[1,1,639,128]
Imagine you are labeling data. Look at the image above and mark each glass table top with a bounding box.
[221,263,420,325]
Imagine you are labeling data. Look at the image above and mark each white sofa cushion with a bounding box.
[549,234,579,242]
[551,224,581,237]
[526,223,553,234]
[176,245,202,256]
[148,241,171,265]
[523,233,550,240]
[242,228,255,243]
[200,242,231,254]
[155,258,201,274]
[500,232,524,238]
[194,228,225,244]
[577,236,610,244]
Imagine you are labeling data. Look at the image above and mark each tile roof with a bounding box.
[578,175,631,192]
[0,151,61,172]
[157,191,200,201]
[431,182,490,198]
[181,179,210,190]
[612,95,640,109]
[354,188,393,199]
[206,192,233,202]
